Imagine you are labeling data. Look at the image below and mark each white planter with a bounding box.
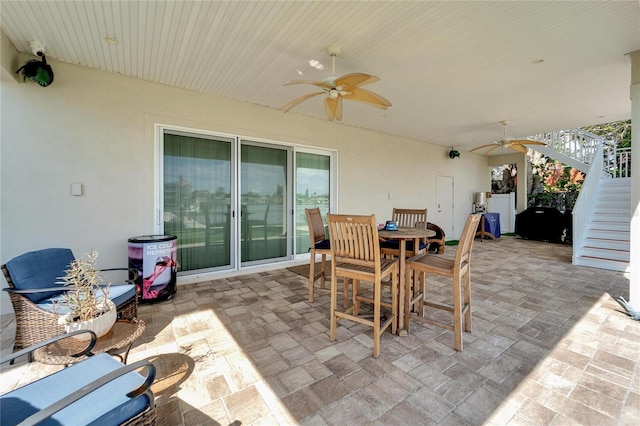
[61,299,117,341]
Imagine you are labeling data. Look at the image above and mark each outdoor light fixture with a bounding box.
[449,148,460,159]
[15,41,54,87]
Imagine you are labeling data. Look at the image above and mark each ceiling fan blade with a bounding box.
[281,91,325,112]
[481,145,500,156]
[510,140,547,146]
[335,73,380,90]
[343,87,391,109]
[509,144,527,153]
[283,79,330,89]
[469,143,498,152]
[324,96,342,121]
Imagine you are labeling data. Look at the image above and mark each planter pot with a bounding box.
[61,299,117,341]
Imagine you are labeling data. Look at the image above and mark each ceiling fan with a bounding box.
[470,120,546,155]
[281,44,391,121]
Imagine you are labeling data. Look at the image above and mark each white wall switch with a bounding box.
[71,183,83,196]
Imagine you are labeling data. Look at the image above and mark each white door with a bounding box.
[436,175,454,239]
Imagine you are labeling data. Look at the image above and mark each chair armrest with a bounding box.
[0,330,97,365]
[2,287,72,294]
[18,359,156,426]
[99,268,139,284]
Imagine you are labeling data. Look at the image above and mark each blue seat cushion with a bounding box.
[313,239,330,250]
[37,284,136,315]
[380,240,427,252]
[5,248,75,303]
[0,353,150,425]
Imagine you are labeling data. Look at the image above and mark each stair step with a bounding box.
[574,256,630,272]
[584,229,630,240]
[592,210,631,224]
[597,194,630,202]
[580,246,630,262]
[588,221,630,232]
[584,238,630,251]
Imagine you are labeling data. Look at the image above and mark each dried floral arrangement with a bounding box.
[56,251,111,323]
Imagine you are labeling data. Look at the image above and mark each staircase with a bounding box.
[573,178,631,271]
[527,129,631,272]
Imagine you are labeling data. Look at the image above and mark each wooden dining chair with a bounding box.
[380,208,429,259]
[327,214,398,358]
[305,208,330,301]
[405,213,481,351]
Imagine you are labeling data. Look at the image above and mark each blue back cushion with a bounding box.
[5,248,75,303]
[314,239,330,250]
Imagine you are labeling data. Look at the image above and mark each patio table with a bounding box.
[379,227,435,335]
[33,319,146,366]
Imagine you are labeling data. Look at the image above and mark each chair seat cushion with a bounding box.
[37,285,136,315]
[0,353,150,425]
[380,240,427,252]
[313,239,330,250]
[5,248,75,303]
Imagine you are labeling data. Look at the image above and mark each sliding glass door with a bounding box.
[295,152,331,254]
[240,142,290,264]
[163,131,234,272]
[160,126,335,275]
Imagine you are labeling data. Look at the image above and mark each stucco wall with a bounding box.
[1,40,490,313]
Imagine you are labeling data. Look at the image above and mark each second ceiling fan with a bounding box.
[471,120,546,155]
[281,44,391,121]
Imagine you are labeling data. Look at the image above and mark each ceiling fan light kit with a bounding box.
[281,44,391,121]
[470,120,546,156]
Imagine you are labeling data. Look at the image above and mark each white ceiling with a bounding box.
[2,1,639,155]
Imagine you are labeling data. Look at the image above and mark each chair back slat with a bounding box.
[305,208,327,246]
[392,208,428,229]
[455,214,482,269]
[327,214,380,269]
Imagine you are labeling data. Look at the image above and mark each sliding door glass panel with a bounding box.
[163,132,233,272]
[295,152,331,254]
[240,144,288,263]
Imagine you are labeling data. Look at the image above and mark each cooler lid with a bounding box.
[128,235,177,243]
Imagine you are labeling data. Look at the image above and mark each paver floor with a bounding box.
[2,237,638,425]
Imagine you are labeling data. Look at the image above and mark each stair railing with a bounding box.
[607,146,631,178]
[571,141,605,263]
[530,129,603,166]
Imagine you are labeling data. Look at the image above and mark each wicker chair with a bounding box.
[427,222,446,254]
[1,330,156,425]
[2,248,138,352]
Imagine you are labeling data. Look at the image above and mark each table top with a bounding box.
[378,227,435,239]
[33,319,146,365]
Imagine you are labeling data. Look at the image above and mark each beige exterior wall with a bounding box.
[1,36,489,312]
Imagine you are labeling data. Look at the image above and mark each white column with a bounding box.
[629,50,640,306]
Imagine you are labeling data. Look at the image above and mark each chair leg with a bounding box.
[373,279,381,358]
[330,274,338,342]
[452,274,463,351]
[352,280,360,315]
[391,266,398,336]
[463,270,472,332]
[342,277,349,308]
[308,254,316,303]
[320,254,327,291]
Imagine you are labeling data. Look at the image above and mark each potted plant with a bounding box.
[55,251,116,340]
